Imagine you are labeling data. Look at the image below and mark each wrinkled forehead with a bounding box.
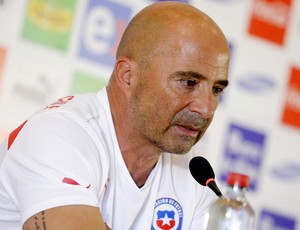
[131,8,230,75]
[146,32,230,82]
[152,28,230,66]
[150,16,229,56]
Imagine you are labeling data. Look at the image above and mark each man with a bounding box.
[0,1,230,229]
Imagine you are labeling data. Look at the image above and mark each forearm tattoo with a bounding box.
[34,211,47,230]
[32,210,110,230]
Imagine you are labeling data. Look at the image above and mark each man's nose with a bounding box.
[188,89,217,118]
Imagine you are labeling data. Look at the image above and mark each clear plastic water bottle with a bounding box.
[203,172,255,230]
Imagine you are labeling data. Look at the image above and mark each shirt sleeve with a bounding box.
[1,112,109,225]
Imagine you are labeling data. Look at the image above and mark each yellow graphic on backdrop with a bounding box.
[22,0,76,51]
[27,0,72,32]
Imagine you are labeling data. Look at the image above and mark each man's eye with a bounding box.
[182,79,197,87]
[213,87,224,95]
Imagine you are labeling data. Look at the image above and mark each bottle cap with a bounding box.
[227,172,250,188]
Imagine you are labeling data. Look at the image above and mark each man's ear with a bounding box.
[114,57,132,89]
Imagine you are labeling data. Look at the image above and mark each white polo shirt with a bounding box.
[0,88,217,230]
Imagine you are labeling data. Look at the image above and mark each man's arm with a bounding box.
[23,205,111,230]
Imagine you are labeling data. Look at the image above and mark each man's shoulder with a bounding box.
[42,93,102,119]
[27,89,108,125]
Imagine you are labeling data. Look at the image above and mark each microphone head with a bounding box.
[189,156,215,186]
[189,156,223,197]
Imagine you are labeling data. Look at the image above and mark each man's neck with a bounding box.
[107,85,162,187]
[125,152,161,187]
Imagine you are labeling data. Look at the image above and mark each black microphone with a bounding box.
[189,156,222,197]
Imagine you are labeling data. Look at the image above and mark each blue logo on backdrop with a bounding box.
[79,0,131,67]
[271,162,300,181]
[257,209,296,230]
[220,123,266,190]
[237,73,276,94]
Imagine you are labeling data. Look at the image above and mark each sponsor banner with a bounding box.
[219,123,266,191]
[69,71,107,94]
[22,0,77,51]
[271,161,300,182]
[0,0,299,227]
[282,66,300,129]
[248,0,292,45]
[78,0,131,67]
[236,73,276,94]
[256,209,297,230]
[230,69,279,126]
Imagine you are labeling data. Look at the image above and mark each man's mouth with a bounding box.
[175,124,200,137]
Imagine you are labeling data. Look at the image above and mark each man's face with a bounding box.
[128,34,229,155]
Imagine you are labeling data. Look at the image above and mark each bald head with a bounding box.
[108,2,230,157]
[116,2,229,68]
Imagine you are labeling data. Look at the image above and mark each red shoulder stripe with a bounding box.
[8,120,28,150]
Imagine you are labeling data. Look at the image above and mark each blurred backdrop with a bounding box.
[0,0,299,229]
